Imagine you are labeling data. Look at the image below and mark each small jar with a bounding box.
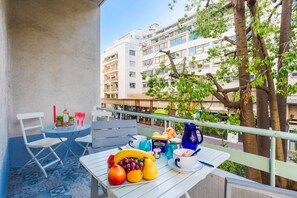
[153,148,161,159]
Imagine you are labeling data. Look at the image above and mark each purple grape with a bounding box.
[122,164,127,169]
[135,165,139,170]
[126,168,130,172]
[138,162,143,167]
[119,161,123,166]
[126,164,131,169]
[131,166,135,170]
[124,158,129,164]
[130,161,136,167]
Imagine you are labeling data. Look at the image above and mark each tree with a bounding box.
[143,0,297,188]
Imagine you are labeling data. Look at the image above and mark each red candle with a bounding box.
[53,105,56,123]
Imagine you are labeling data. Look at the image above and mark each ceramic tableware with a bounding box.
[173,148,198,169]
[128,135,147,149]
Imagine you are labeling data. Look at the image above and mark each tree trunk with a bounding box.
[277,0,296,189]
[247,0,270,185]
[277,0,293,161]
[232,0,262,183]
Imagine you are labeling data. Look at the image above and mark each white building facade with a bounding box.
[101,30,144,99]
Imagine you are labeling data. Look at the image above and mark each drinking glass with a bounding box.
[75,112,81,126]
[165,141,178,159]
[80,112,86,127]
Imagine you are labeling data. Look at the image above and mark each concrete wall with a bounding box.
[8,0,100,137]
[0,0,9,195]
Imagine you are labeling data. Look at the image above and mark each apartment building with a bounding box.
[101,30,144,99]
[141,15,237,94]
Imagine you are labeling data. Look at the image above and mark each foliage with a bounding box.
[56,115,63,121]
[219,160,246,177]
[289,150,297,163]
[142,0,297,135]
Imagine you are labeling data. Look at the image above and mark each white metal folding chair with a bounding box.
[75,110,112,158]
[17,112,67,178]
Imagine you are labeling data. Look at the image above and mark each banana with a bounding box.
[114,149,155,164]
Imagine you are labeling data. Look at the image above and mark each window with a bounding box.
[129,50,136,56]
[143,82,147,88]
[170,36,187,47]
[129,72,136,78]
[129,83,136,88]
[143,48,153,56]
[189,33,201,41]
[129,61,135,67]
[143,58,153,67]
[189,47,195,56]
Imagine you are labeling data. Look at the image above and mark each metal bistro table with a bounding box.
[42,124,91,161]
[80,145,230,198]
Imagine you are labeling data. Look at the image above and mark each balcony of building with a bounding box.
[2,0,297,197]
[103,62,119,74]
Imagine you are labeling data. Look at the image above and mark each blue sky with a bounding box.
[100,0,187,53]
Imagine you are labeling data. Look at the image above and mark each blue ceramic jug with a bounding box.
[182,123,203,150]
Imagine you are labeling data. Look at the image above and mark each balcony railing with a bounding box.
[97,107,297,187]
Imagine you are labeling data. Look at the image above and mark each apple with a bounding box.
[108,165,126,185]
[107,154,115,168]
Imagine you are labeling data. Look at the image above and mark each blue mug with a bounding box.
[139,140,151,152]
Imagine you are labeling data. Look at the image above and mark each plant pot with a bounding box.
[56,120,63,127]
[68,119,74,125]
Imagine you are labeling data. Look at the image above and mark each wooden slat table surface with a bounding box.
[80,146,230,198]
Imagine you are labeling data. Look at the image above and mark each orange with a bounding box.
[126,169,143,183]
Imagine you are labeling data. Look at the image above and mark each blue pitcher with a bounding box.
[182,123,203,150]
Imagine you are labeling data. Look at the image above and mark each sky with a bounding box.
[100,0,187,53]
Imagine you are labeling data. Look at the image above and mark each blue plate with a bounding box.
[168,159,203,173]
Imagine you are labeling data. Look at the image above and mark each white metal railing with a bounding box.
[97,107,297,187]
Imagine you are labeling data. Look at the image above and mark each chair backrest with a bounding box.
[92,119,138,150]
[91,109,112,122]
[16,112,45,145]
[225,177,297,198]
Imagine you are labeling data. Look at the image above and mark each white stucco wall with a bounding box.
[0,0,8,157]
[8,0,100,137]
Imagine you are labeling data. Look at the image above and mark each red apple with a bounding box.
[108,165,126,185]
[107,154,115,168]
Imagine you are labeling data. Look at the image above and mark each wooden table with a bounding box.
[80,146,230,198]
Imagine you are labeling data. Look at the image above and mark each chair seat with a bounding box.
[75,134,92,143]
[27,137,67,148]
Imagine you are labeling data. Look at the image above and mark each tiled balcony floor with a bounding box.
[8,156,103,198]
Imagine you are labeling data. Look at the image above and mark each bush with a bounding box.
[219,160,246,177]
[289,150,297,163]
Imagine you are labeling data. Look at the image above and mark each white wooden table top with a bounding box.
[80,146,230,198]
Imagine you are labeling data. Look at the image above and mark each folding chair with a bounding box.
[17,112,67,178]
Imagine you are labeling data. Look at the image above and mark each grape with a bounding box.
[135,165,139,170]
[131,166,135,170]
[118,161,123,166]
[122,164,127,169]
[126,164,131,169]
[126,168,130,172]
[138,162,143,167]
[124,158,129,164]
[130,161,136,167]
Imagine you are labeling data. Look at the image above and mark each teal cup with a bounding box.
[165,141,178,159]
[139,140,151,152]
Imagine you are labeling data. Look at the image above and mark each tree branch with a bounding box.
[223,36,236,45]
[268,1,282,23]
[160,50,180,77]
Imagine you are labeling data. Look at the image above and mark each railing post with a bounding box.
[164,120,167,131]
[120,113,122,120]
[270,137,276,187]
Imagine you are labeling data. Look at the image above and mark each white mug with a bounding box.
[128,135,147,149]
[173,148,197,169]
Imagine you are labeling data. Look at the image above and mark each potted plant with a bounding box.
[56,115,63,127]
[69,116,74,125]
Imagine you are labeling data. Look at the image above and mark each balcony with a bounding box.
[2,0,297,197]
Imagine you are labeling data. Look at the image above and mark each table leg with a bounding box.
[184,192,191,198]
[91,176,99,198]
[56,131,81,161]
